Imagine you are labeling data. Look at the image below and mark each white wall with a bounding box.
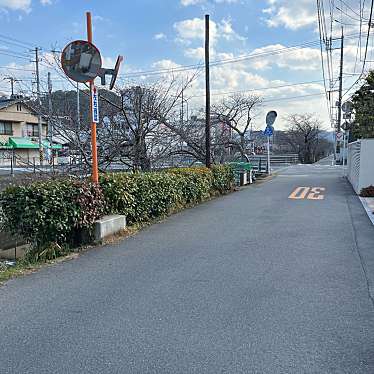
[348,139,374,194]
[359,139,374,192]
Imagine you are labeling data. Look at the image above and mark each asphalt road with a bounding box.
[1,162,374,373]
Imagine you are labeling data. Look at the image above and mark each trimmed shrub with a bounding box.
[167,167,213,203]
[0,179,105,253]
[360,185,374,197]
[211,164,235,194]
[99,173,137,218]
[0,165,235,255]
[101,169,209,224]
[101,166,234,225]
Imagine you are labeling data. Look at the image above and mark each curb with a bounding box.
[359,197,374,226]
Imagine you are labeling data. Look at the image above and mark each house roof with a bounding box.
[0,101,14,110]
[0,98,46,121]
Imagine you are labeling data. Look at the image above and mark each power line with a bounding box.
[0,51,31,60]
[0,66,35,72]
[317,0,334,124]
[343,0,374,99]
[0,38,32,52]
[262,92,326,103]
[336,6,367,22]
[190,78,328,99]
[0,33,36,48]
[362,0,374,74]
[339,0,366,19]
[116,33,361,79]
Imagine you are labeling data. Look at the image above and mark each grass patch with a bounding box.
[0,260,43,284]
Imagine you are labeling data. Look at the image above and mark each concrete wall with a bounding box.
[0,103,47,143]
[0,231,27,259]
[0,149,45,166]
[348,139,374,194]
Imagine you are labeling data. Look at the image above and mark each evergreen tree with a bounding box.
[352,71,374,139]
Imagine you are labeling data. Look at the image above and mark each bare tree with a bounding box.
[282,113,330,163]
[38,71,198,171]
[41,53,200,171]
[211,93,262,162]
[108,76,196,170]
[158,93,263,165]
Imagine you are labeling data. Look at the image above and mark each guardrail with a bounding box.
[248,154,299,173]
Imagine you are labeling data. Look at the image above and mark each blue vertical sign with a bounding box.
[263,126,273,137]
[92,85,99,123]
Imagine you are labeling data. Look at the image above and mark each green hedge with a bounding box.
[0,165,234,255]
[0,180,105,257]
[100,165,234,224]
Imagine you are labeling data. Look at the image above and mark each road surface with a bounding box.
[1,162,374,373]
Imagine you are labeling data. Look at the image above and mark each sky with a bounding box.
[0,0,370,129]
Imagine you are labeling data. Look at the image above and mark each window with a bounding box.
[16,104,22,111]
[0,122,13,135]
[26,123,39,137]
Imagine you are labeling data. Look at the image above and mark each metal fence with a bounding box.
[248,154,299,173]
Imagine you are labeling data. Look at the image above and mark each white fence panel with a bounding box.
[347,139,374,194]
[347,141,361,193]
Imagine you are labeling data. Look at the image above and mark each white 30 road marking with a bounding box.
[288,187,326,200]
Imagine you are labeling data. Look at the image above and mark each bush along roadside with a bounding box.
[360,185,374,198]
[0,165,234,261]
[0,179,105,261]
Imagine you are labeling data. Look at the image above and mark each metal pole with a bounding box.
[35,47,44,166]
[87,12,99,183]
[181,86,184,124]
[77,82,80,129]
[346,130,350,175]
[343,131,349,176]
[267,136,271,175]
[47,72,53,168]
[10,149,14,177]
[337,27,344,157]
[205,14,211,168]
[77,82,83,176]
[47,73,53,143]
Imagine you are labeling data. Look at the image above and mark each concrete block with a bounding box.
[0,244,29,260]
[94,215,126,241]
[0,231,26,251]
[0,231,28,259]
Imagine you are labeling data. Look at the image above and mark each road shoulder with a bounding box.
[347,194,374,306]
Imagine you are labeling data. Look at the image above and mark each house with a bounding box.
[0,96,61,166]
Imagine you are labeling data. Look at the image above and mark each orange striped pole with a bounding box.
[86,11,99,183]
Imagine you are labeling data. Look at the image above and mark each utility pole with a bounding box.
[337,27,344,155]
[205,14,211,168]
[34,47,43,166]
[47,72,53,144]
[47,72,53,167]
[3,77,20,97]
